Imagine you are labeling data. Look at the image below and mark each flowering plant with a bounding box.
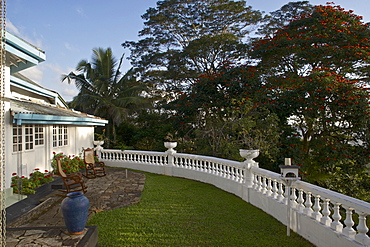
[51,152,86,174]
[11,169,54,195]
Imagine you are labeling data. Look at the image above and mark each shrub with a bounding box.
[51,152,86,174]
[11,169,54,195]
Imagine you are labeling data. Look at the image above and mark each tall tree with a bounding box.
[251,3,370,199]
[167,64,280,164]
[62,48,151,146]
[256,1,313,37]
[123,0,262,96]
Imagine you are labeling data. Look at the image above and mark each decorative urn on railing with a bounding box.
[94,129,106,151]
[164,133,177,154]
[239,149,259,164]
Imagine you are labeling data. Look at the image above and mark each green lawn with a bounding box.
[88,171,313,246]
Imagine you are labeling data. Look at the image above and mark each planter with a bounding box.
[239,149,259,163]
[164,142,177,154]
[93,141,104,146]
[61,192,89,235]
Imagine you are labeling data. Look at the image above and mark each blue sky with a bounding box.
[7,0,370,101]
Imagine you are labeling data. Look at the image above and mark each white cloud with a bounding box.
[64,42,79,52]
[21,66,44,84]
[62,87,78,98]
[76,7,87,18]
[6,20,20,35]
[45,63,66,75]
[6,19,44,49]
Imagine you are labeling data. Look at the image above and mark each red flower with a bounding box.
[21,176,25,178]
[45,170,49,173]
[34,168,40,171]
[12,173,17,176]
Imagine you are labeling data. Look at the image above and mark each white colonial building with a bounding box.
[3,31,107,205]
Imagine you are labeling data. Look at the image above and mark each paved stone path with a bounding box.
[6,167,146,246]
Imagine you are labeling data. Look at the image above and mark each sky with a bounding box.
[6,0,370,102]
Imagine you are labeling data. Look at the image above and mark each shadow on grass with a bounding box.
[88,171,314,246]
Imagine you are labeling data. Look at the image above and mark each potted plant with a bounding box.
[164,133,177,153]
[239,135,260,163]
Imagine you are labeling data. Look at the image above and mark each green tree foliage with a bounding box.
[167,64,280,165]
[251,3,370,200]
[123,0,262,96]
[257,1,313,37]
[62,48,151,146]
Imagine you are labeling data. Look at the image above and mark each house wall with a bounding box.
[6,124,94,188]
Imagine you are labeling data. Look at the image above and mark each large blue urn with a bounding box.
[61,191,90,235]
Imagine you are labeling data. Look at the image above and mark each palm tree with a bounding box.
[62,47,151,146]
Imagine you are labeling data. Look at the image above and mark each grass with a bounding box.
[88,171,314,246]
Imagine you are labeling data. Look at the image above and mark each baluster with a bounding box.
[257,175,262,192]
[342,206,356,239]
[304,192,314,217]
[297,189,305,213]
[290,188,298,209]
[277,182,284,202]
[239,168,243,183]
[224,165,228,178]
[253,174,259,190]
[320,198,332,226]
[194,160,199,170]
[262,176,267,195]
[266,178,273,197]
[312,195,322,221]
[232,167,236,181]
[271,180,278,199]
[330,202,343,232]
[355,211,370,245]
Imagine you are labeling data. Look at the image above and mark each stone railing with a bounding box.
[98,146,370,247]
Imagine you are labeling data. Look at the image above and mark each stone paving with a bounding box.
[6,167,146,246]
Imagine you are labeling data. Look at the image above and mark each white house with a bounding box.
[3,31,108,206]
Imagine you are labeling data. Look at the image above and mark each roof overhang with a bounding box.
[10,98,108,126]
[5,31,46,74]
[13,113,108,126]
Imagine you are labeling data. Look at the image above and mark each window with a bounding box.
[12,125,22,152]
[53,125,68,147]
[52,125,58,147]
[58,125,63,146]
[63,126,68,145]
[24,124,34,150]
[35,125,44,146]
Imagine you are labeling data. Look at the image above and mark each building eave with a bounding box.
[13,113,108,126]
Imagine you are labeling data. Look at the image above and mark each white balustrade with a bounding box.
[99,148,370,247]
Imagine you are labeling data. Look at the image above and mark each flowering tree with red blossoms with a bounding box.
[251,3,370,200]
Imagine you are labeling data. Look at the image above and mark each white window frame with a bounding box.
[34,125,44,146]
[12,124,22,152]
[53,125,68,148]
[24,124,34,150]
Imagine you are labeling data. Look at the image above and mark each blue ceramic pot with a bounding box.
[61,191,89,235]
